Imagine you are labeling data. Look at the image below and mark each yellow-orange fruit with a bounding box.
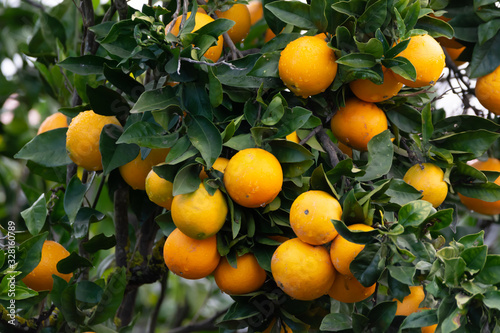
[119,148,170,190]
[328,273,376,303]
[476,65,500,115]
[145,168,174,210]
[349,68,403,102]
[394,285,425,316]
[214,253,267,295]
[247,0,263,25]
[216,4,251,44]
[199,157,229,180]
[37,113,68,134]
[403,163,448,208]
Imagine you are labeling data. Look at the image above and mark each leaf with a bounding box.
[20,194,47,236]
[460,245,487,273]
[433,115,500,138]
[261,95,285,126]
[351,243,387,287]
[252,245,275,272]
[415,15,454,38]
[367,301,397,332]
[336,53,378,68]
[15,128,72,167]
[208,67,223,107]
[88,267,127,325]
[320,313,352,331]
[421,104,434,146]
[332,219,380,245]
[357,130,394,181]
[426,208,454,231]
[75,281,104,304]
[73,207,105,239]
[117,121,178,149]
[383,56,416,82]
[58,55,118,75]
[483,291,500,311]
[172,164,201,196]
[453,181,500,202]
[60,285,85,326]
[83,234,116,253]
[385,179,424,206]
[399,201,433,228]
[265,1,316,29]
[442,257,466,287]
[399,309,438,331]
[385,104,421,134]
[269,140,314,163]
[17,233,48,279]
[358,0,388,33]
[272,106,315,139]
[130,86,179,113]
[474,255,500,284]
[341,190,366,225]
[187,116,222,170]
[247,51,280,78]
[387,265,416,285]
[469,32,500,78]
[181,82,213,119]
[478,19,500,45]
[103,64,145,102]
[431,130,500,159]
[57,251,93,274]
[64,175,91,224]
[310,0,328,31]
[100,124,139,175]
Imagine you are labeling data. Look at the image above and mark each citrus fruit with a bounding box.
[349,67,403,102]
[328,273,376,303]
[330,223,374,277]
[279,36,338,98]
[393,34,445,88]
[264,28,276,42]
[271,238,336,301]
[285,131,300,143]
[216,4,251,44]
[458,158,500,215]
[37,113,68,134]
[223,148,283,208]
[394,285,425,316]
[338,142,353,158]
[171,183,228,239]
[199,157,229,180]
[403,163,448,208]
[418,308,437,333]
[330,97,388,151]
[263,319,293,333]
[163,228,220,279]
[475,65,500,115]
[445,46,466,67]
[213,253,267,295]
[145,168,174,209]
[22,240,73,292]
[119,148,170,190]
[169,12,223,62]
[289,190,342,245]
[247,0,263,25]
[66,110,122,171]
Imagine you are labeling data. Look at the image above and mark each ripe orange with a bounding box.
[199,157,229,180]
[66,110,122,171]
[394,285,425,316]
[263,319,293,333]
[475,65,500,115]
[328,273,376,303]
[223,148,283,208]
[37,113,68,134]
[330,223,374,277]
[22,240,73,291]
[247,0,263,25]
[119,148,170,190]
[264,28,276,42]
[279,36,338,98]
[216,4,251,44]
[163,228,220,279]
[169,12,223,63]
[285,131,300,143]
[271,238,336,301]
[289,190,342,245]
[330,97,388,151]
[213,253,267,295]
[338,142,353,158]
[145,167,174,209]
[458,158,500,215]
[393,34,445,88]
[171,183,228,239]
[403,163,448,208]
[349,67,403,102]
[445,46,466,67]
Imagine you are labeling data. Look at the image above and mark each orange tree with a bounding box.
[2,0,500,332]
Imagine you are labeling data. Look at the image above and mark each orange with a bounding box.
[37,112,68,134]
[264,28,276,42]
[279,36,338,98]
[169,12,223,63]
[223,148,283,208]
[418,308,437,333]
[393,34,445,88]
[199,157,229,180]
[66,110,122,171]
[119,148,170,190]
[394,285,425,316]
[445,46,466,67]
[22,240,73,291]
[247,0,263,25]
[163,228,220,279]
[328,273,376,303]
[403,163,448,208]
[271,238,336,301]
[171,183,228,239]
[330,97,388,151]
[145,167,174,209]
[330,223,374,277]
[263,319,293,333]
[216,4,251,44]
[475,65,500,115]
[338,142,353,158]
[349,67,403,102]
[289,190,342,245]
[213,253,267,295]
[285,131,300,143]
[458,158,500,215]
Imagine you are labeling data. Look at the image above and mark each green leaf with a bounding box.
[14,128,72,167]
[478,19,500,45]
[117,121,177,149]
[103,64,145,102]
[130,87,179,113]
[247,51,280,78]
[341,190,366,224]
[332,219,379,244]
[399,309,438,331]
[74,207,105,239]
[64,175,91,224]
[60,285,85,326]
[265,1,316,29]
[58,55,118,75]
[469,32,500,78]
[358,0,388,33]
[87,85,130,117]
[431,130,500,159]
[453,181,500,202]
[474,255,500,284]
[20,194,47,236]
[57,251,93,274]
[261,95,285,126]
[208,67,223,108]
[415,15,454,38]
[443,257,466,287]
[458,231,484,248]
[357,130,394,181]
[367,301,397,332]
[336,53,378,68]
[355,38,385,58]
[426,208,454,231]
[387,265,416,285]
[320,313,352,331]
[399,201,433,228]
[483,291,500,311]
[272,106,315,139]
[385,179,424,206]
[187,116,222,170]
[17,232,48,279]
[421,104,433,146]
[385,104,421,134]
[460,245,487,273]
[310,0,328,31]
[100,124,139,175]
[252,245,275,272]
[75,281,103,304]
[269,140,314,163]
[83,234,116,253]
[181,82,213,119]
[172,164,201,196]
[351,243,387,287]
[433,115,500,138]
[88,267,127,325]
[382,56,416,82]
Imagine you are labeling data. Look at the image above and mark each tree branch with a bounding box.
[316,126,340,168]
[168,308,228,333]
[148,273,168,333]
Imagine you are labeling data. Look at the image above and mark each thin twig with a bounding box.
[179,56,243,69]
[168,308,228,333]
[91,175,106,209]
[316,127,340,167]
[299,126,321,145]
[22,0,44,10]
[148,273,168,333]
